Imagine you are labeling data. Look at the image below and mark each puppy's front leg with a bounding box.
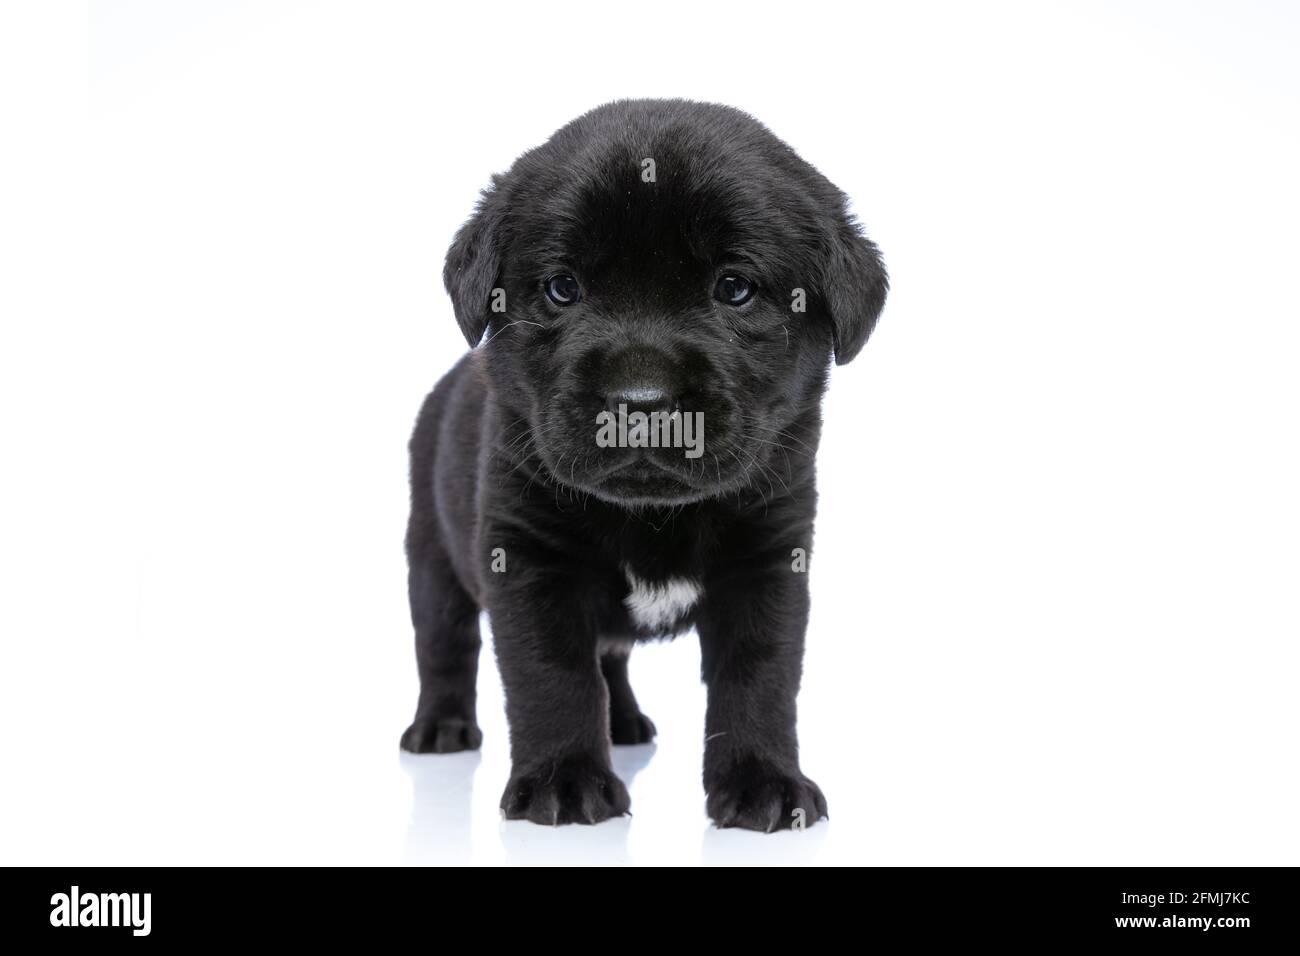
[697,562,827,832]
[492,568,629,825]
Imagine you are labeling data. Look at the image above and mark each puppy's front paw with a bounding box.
[501,754,631,825]
[706,760,828,832]
[400,716,483,754]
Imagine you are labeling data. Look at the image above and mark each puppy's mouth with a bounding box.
[595,453,682,482]
[588,452,702,504]
[529,396,751,505]
[545,446,721,506]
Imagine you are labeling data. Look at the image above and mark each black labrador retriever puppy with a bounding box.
[400,99,888,831]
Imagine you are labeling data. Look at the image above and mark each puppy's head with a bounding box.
[444,100,887,506]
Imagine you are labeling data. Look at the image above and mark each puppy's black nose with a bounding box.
[606,386,676,416]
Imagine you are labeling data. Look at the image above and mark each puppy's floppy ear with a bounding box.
[443,176,507,348]
[820,212,889,365]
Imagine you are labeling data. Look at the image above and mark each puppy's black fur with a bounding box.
[400,100,887,831]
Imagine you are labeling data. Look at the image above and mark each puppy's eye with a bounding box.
[714,275,754,306]
[545,274,581,306]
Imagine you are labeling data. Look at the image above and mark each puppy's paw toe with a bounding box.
[501,754,630,825]
[706,761,827,832]
[610,710,657,745]
[400,716,482,754]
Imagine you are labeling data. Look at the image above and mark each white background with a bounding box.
[2,1,1298,866]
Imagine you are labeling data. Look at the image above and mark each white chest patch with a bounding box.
[623,568,702,632]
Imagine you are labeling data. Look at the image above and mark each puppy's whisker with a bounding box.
[481,318,545,345]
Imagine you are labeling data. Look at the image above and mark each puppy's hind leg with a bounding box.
[400,543,483,754]
[600,646,656,745]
